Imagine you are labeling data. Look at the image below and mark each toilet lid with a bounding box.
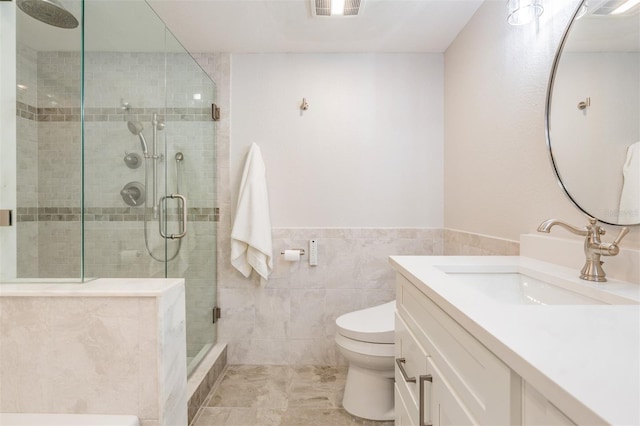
[335,301,395,344]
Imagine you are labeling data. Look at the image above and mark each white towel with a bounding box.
[619,141,640,223]
[230,143,273,280]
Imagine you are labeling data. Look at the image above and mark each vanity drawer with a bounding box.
[397,274,516,425]
[395,312,429,420]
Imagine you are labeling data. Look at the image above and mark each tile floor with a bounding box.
[192,365,395,426]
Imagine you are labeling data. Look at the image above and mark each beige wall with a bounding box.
[444,0,640,246]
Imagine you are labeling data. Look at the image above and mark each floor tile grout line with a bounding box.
[190,363,231,426]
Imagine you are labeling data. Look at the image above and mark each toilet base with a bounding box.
[342,365,394,421]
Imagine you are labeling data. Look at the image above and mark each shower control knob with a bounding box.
[120,182,146,206]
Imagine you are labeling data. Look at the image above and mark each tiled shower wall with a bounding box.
[15,45,217,358]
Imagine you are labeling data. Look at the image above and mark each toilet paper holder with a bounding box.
[281,249,305,256]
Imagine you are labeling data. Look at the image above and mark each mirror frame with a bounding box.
[544,0,638,227]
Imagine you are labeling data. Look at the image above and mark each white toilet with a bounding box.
[335,300,395,421]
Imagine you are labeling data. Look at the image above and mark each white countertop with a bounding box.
[0,278,185,297]
[389,255,640,426]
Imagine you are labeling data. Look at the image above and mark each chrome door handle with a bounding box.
[395,357,416,383]
[159,194,187,239]
[419,374,433,426]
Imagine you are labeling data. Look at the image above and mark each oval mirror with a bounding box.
[546,0,640,226]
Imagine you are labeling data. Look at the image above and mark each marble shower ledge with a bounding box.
[0,277,184,297]
[0,277,188,425]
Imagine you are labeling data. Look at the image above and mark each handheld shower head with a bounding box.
[127,121,149,155]
[127,120,143,135]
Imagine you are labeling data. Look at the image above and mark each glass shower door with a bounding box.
[82,0,217,377]
[163,30,217,374]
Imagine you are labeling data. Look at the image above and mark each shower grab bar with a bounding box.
[158,194,187,239]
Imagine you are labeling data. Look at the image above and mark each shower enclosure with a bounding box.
[3,0,217,377]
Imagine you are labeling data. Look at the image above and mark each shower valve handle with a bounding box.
[120,188,137,205]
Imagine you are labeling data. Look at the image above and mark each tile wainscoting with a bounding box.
[444,228,520,256]
[215,227,519,366]
[217,228,443,365]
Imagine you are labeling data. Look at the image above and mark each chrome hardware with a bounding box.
[419,374,433,426]
[120,182,145,206]
[577,97,591,110]
[159,194,187,239]
[280,249,306,256]
[212,103,221,121]
[538,217,629,282]
[123,151,142,169]
[396,357,433,425]
[212,306,221,324]
[0,209,12,227]
[395,357,416,383]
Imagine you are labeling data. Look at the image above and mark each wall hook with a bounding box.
[300,98,309,111]
[577,97,591,110]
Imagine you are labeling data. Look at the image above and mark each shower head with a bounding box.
[127,121,149,155]
[17,0,79,29]
[127,121,143,136]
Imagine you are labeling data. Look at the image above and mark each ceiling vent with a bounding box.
[588,0,640,16]
[311,0,363,17]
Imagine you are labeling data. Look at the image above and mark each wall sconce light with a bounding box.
[575,1,589,19]
[507,0,544,25]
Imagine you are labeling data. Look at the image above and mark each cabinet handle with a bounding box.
[419,374,433,426]
[395,358,416,383]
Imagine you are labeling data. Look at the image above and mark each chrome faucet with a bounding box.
[537,217,629,282]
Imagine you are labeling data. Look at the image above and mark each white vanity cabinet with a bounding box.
[390,255,639,426]
[395,273,520,426]
[522,383,576,426]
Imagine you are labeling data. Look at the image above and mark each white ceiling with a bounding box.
[16,0,639,54]
[16,0,485,53]
[146,0,485,53]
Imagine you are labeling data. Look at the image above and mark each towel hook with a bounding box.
[577,97,591,110]
[300,98,309,111]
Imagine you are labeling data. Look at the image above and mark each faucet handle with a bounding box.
[586,217,606,235]
[612,227,629,246]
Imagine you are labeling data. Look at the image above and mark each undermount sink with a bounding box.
[436,265,640,306]
[445,272,605,305]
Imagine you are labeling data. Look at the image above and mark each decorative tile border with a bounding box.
[16,101,213,122]
[16,207,219,223]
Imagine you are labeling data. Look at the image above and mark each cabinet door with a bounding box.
[396,384,417,426]
[397,273,517,425]
[396,312,431,424]
[428,357,478,426]
[522,382,576,426]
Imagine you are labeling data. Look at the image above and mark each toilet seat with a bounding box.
[335,333,395,357]
[336,301,395,344]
